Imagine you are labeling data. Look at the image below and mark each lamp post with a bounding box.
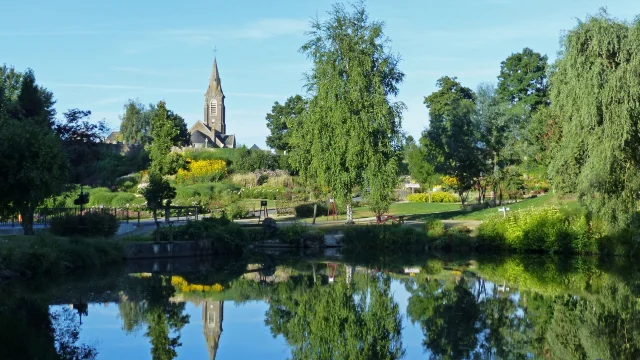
[205,138,208,148]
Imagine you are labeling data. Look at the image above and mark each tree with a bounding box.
[406,145,436,201]
[119,100,190,146]
[548,10,640,228]
[147,101,184,177]
[119,99,150,144]
[497,47,549,111]
[266,94,307,153]
[289,2,405,223]
[422,76,483,205]
[0,69,68,235]
[0,64,22,103]
[55,109,110,184]
[143,174,176,228]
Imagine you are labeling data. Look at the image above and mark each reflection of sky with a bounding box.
[390,280,431,359]
[51,279,442,359]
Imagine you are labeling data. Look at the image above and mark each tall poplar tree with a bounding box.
[549,10,640,228]
[289,1,405,223]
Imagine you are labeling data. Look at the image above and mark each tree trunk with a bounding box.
[346,202,354,225]
[428,190,432,203]
[152,208,159,229]
[20,207,35,236]
[312,203,317,224]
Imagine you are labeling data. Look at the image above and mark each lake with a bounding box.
[1,251,639,359]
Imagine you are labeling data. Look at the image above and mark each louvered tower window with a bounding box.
[210,99,218,117]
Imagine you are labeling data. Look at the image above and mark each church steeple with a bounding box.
[208,58,223,96]
[204,57,226,133]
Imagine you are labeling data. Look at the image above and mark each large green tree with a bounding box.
[0,69,68,235]
[497,47,549,111]
[548,10,640,228]
[289,2,405,223]
[265,94,307,153]
[120,100,190,146]
[422,76,483,204]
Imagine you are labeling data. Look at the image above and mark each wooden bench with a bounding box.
[375,215,405,225]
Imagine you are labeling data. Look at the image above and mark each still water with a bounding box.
[2,252,640,360]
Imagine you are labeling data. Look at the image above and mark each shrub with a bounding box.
[275,223,324,246]
[115,174,141,193]
[294,202,329,218]
[476,207,598,254]
[176,159,228,184]
[153,217,248,255]
[49,212,119,237]
[239,186,286,200]
[424,219,445,238]
[0,234,123,278]
[341,225,428,253]
[407,191,458,203]
[223,203,249,220]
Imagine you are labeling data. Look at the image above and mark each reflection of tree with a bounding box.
[266,274,404,359]
[0,296,97,359]
[118,275,190,360]
[422,278,481,359]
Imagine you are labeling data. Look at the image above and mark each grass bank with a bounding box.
[0,234,124,281]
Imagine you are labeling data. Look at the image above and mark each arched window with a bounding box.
[209,99,218,117]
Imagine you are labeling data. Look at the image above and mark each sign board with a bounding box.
[404,267,421,274]
[260,200,268,207]
[405,183,420,189]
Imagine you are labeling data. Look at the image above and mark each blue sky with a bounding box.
[2,0,640,148]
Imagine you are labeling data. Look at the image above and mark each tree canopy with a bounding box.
[548,10,640,228]
[119,99,190,146]
[289,2,405,222]
[422,76,482,204]
[497,47,549,111]
[265,94,307,153]
[0,69,67,234]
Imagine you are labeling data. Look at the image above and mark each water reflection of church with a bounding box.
[190,300,224,360]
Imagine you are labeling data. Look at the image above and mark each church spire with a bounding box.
[208,57,223,96]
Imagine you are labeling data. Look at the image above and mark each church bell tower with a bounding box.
[204,57,226,134]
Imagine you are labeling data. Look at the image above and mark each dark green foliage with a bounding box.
[266,94,307,153]
[422,76,483,204]
[153,217,248,255]
[496,47,549,111]
[120,100,190,146]
[143,174,176,226]
[147,101,185,177]
[0,234,123,278]
[341,225,428,253]
[49,212,118,237]
[406,145,436,191]
[294,202,328,218]
[0,68,68,235]
[424,219,445,238]
[55,108,110,184]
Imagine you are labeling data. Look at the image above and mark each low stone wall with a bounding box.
[124,240,212,259]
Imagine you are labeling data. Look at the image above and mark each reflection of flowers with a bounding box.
[171,276,224,293]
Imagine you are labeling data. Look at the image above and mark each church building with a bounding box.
[189,57,236,148]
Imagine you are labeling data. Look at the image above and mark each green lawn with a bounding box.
[238,199,278,210]
[293,201,461,223]
[449,194,579,221]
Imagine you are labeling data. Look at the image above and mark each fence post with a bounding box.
[137,211,141,227]
[195,207,198,220]
[126,208,129,224]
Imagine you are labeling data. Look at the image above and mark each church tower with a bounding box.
[204,58,226,134]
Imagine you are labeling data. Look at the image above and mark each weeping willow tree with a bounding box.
[289,1,405,223]
[549,10,640,228]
